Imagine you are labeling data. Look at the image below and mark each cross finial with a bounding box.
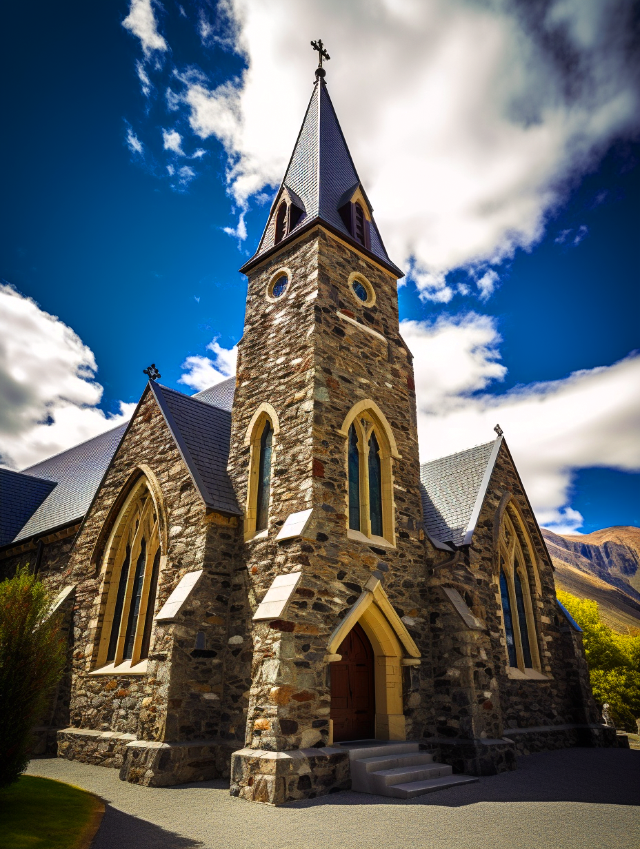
[311,39,330,78]
[144,363,161,381]
[494,423,503,437]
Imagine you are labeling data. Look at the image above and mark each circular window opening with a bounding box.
[352,279,368,302]
[348,272,375,307]
[270,273,288,299]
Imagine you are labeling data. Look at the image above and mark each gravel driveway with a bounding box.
[27,747,640,849]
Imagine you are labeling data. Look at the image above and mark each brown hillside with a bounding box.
[553,558,640,633]
[542,526,640,599]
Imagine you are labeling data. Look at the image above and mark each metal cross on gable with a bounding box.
[311,39,330,77]
[143,363,161,381]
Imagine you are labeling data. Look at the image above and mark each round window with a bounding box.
[270,273,288,299]
[352,279,368,302]
[348,272,375,307]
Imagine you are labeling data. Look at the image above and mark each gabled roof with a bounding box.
[149,383,241,516]
[0,468,57,545]
[193,376,235,410]
[2,378,239,546]
[240,78,402,278]
[14,424,128,542]
[420,438,502,548]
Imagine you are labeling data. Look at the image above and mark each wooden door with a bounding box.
[330,622,375,742]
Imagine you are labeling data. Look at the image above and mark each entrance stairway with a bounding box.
[334,741,479,799]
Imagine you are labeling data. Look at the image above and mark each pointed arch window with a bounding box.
[256,420,273,532]
[354,202,366,245]
[274,201,288,244]
[497,506,541,673]
[344,407,395,545]
[96,480,162,672]
[348,425,361,531]
[245,407,278,539]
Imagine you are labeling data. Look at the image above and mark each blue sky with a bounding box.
[0,0,638,534]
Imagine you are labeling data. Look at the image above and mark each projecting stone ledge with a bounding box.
[229,746,350,805]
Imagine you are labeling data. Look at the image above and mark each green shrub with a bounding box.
[0,568,65,787]
[558,590,640,732]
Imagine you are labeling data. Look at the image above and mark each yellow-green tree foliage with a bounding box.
[558,590,640,732]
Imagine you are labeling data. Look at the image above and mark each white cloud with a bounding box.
[179,340,238,391]
[168,0,639,296]
[126,129,143,155]
[402,316,640,533]
[136,60,152,96]
[0,285,135,470]
[162,128,184,155]
[122,0,167,56]
[475,269,500,302]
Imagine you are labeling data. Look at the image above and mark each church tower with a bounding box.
[227,53,429,803]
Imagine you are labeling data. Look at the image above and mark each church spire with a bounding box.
[240,48,402,278]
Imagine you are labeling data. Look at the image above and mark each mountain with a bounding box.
[543,526,640,633]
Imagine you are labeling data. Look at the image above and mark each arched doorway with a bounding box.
[330,622,375,742]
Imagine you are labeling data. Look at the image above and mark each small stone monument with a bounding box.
[602,703,614,728]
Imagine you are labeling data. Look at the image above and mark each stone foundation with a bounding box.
[230,746,350,805]
[120,739,233,786]
[503,723,625,755]
[429,737,517,776]
[57,727,136,769]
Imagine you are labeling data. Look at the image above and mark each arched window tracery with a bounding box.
[497,505,541,672]
[344,406,395,545]
[97,479,162,671]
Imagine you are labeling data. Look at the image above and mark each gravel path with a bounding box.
[27,748,640,849]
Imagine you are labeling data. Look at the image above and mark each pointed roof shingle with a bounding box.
[240,79,402,277]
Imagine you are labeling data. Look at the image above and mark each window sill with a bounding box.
[245,528,269,543]
[347,528,395,549]
[506,666,549,681]
[90,660,148,676]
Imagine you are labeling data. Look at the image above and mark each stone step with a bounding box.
[337,741,421,762]
[385,774,480,799]
[356,752,435,773]
[370,763,452,788]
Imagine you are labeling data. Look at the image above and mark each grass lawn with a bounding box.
[0,775,103,849]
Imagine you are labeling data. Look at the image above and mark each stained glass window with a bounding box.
[107,544,131,662]
[368,432,383,537]
[352,279,368,301]
[123,538,147,660]
[271,273,288,298]
[140,547,161,660]
[500,568,517,668]
[514,570,533,668]
[256,420,273,532]
[348,425,360,530]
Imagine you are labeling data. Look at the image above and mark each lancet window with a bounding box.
[346,408,394,544]
[96,479,161,671]
[245,406,278,539]
[497,505,540,672]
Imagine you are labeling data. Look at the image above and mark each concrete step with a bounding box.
[336,741,421,762]
[371,763,452,788]
[356,752,435,773]
[384,774,480,799]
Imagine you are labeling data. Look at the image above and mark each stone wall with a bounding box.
[226,225,438,799]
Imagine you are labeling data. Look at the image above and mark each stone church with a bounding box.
[0,64,617,805]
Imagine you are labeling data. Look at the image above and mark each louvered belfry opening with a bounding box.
[274,201,288,244]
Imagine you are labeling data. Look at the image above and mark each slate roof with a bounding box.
[0,469,57,546]
[150,383,241,516]
[13,424,129,542]
[3,379,240,545]
[420,439,501,548]
[193,376,235,411]
[242,78,402,277]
